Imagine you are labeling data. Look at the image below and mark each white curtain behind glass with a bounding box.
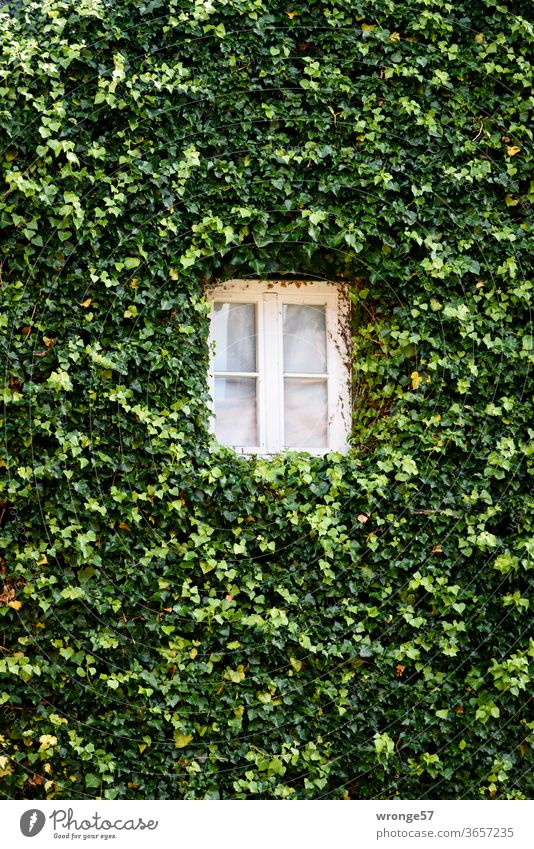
[283,304,328,449]
[213,303,257,446]
[283,304,327,373]
[214,302,256,372]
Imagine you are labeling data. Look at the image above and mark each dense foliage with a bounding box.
[0,0,532,800]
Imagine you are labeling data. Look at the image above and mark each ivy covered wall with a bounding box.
[0,0,532,799]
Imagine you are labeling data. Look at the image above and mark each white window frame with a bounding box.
[206,279,351,456]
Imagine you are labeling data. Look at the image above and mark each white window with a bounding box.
[207,279,351,456]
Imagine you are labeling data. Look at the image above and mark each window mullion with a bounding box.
[325,298,332,448]
[263,292,281,453]
[256,297,264,451]
[277,295,284,451]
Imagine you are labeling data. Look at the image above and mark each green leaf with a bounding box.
[47,369,73,392]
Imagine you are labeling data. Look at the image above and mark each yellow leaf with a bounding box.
[43,336,56,348]
[8,600,22,610]
[80,298,92,308]
[286,10,297,18]
[0,755,12,778]
[174,732,193,749]
[411,371,422,390]
[388,31,401,42]
[38,554,48,565]
[362,23,375,31]
[474,33,484,43]
[506,146,520,157]
[39,735,57,750]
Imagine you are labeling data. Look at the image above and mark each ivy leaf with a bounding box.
[47,369,73,392]
[411,371,422,390]
[174,732,193,749]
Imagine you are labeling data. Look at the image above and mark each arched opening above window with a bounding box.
[207,280,351,456]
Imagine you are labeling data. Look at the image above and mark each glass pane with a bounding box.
[213,302,256,372]
[215,377,257,446]
[283,304,327,374]
[284,378,327,449]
